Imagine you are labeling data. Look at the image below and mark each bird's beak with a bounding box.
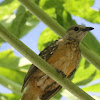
[82,27,94,32]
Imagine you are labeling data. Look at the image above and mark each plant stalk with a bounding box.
[80,43,100,70]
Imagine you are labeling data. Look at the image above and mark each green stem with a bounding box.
[0,23,94,100]
[18,0,66,37]
[80,43,100,70]
[18,0,100,70]
[0,75,21,95]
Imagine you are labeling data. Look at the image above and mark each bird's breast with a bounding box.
[47,42,81,77]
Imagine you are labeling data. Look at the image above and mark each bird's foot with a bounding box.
[55,68,66,78]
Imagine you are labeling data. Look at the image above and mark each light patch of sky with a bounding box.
[91,0,100,10]
[0,85,12,93]
[0,0,4,3]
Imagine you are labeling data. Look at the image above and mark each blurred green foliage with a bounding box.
[0,0,100,100]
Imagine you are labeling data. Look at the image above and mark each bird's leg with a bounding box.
[55,68,66,78]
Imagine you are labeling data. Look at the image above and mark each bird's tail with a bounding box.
[21,91,39,100]
[21,83,41,100]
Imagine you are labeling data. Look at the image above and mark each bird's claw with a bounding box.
[55,68,66,78]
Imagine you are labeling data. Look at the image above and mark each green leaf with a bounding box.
[83,83,100,92]
[0,14,15,43]
[0,75,21,95]
[0,0,20,20]
[0,50,31,94]
[62,11,76,29]
[39,0,76,28]
[39,0,65,27]
[0,5,39,43]
[39,0,58,9]
[0,50,30,72]
[72,58,100,86]
[0,50,31,89]
[9,5,39,38]
[63,0,100,23]
[75,70,97,86]
[0,0,13,6]
[80,33,100,70]
[0,0,20,43]
[33,0,40,5]
[82,33,100,56]
[38,28,59,51]
[0,93,20,100]
[0,67,24,85]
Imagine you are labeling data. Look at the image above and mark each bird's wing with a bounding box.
[21,39,59,92]
[21,64,37,92]
[40,69,77,100]
[41,85,62,100]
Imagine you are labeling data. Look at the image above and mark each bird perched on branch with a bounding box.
[21,25,94,100]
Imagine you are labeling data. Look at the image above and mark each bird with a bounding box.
[21,25,94,100]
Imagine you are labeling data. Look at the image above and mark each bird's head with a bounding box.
[65,25,94,42]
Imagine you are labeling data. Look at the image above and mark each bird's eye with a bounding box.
[74,27,79,31]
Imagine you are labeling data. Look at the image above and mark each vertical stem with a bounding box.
[80,43,100,70]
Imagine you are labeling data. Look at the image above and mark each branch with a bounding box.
[0,23,94,99]
[80,43,100,70]
[18,0,100,70]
